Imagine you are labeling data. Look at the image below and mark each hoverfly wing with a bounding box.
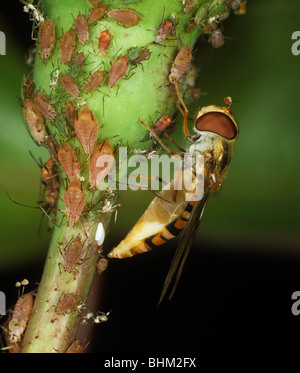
[158,193,208,305]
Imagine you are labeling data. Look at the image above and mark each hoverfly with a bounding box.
[108,95,238,303]
[108,41,238,301]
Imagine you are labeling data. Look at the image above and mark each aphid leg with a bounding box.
[163,133,185,153]
[138,119,180,157]
[173,80,191,139]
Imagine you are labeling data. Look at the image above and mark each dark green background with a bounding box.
[0,0,300,352]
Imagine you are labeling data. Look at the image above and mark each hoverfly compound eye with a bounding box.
[195,105,238,140]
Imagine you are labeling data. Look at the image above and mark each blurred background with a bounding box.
[0,0,300,352]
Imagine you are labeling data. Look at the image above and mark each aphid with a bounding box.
[8,293,33,343]
[96,258,108,274]
[89,140,114,189]
[23,76,34,99]
[88,5,106,23]
[108,55,129,87]
[66,339,84,353]
[63,237,83,273]
[74,106,98,154]
[41,157,59,209]
[98,29,111,56]
[33,92,57,121]
[55,294,78,315]
[39,17,55,60]
[65,100,75,127]
[169,46,192,138]
[46,135,59,158]
[156,19,173,44]
[75,52,85,67]
[209,28,225,49]
[83,70,105,93]
[107,9,141,26]
[169,45,192,83]
[60,74,80,98]
[61,28,75,64]
[132,48,150,64]
[64,180,85,227]
[184,0,195,14]
[74,13,89,45]
[152,114,172,135]
[108,97,239,303]
[57,143,80,180]
[23,98,45,145]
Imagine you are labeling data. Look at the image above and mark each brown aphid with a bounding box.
[209,29,225,49]
[23,98,45,145]
[89,140,114,189]
[66,339,84,353]
[75,52,85,67]
[41,157,59,208]
[56,294,78,315]
[153,114,172,135]
[107,9,141,26]
[41,158,59,187]
[108,55,129,87]
[96,258,108,274]
[60,74,80,98]
[184,0,195,14]
[33,92,57,121]
[46,135,59,158]
[132,48,150,64]
[83,70,105,93]
[169,46,192,83]
[64,180,85,227]
[61,29,75,64]
[23,77,34,99]
[156,19,173,44]
[64,237,83,273]
[58,143,80,180]
[75,13,89,45]
[98,29,111,56]
[88,5,106,23]
[65,100,75,127]
[8,293,34,344]
[39,17,55,60]
[74,106,98,154]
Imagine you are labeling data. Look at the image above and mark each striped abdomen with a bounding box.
[108,192,196,259]
[143,201,195,252]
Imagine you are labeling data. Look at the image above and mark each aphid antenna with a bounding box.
[28,150,43,168]
[6,192,40,210]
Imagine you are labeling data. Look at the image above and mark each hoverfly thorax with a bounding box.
[190,101,239,192]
